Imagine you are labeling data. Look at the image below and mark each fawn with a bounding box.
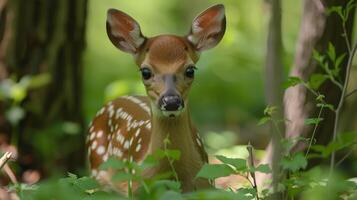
[87,4,226,193]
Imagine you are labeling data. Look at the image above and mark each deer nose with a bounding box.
[159,95,184,111]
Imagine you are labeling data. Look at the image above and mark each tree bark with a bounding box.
[263,0,284,198]
[0,0,87,178]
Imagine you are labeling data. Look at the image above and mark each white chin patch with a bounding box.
[162,110,183,118]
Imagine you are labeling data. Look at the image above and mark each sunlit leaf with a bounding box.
[264,105,277,116]
[283,76,304,89]
[216,155,247,171]
[62,122,81,135]
[304,118,323,125]
[10,84,26,103]
[317,103,335,111]
[251,164,271,174]
[196,164,235,179]
[5,106,25,125]
[258,116,270,126]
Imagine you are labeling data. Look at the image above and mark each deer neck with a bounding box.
[149,108,195,153]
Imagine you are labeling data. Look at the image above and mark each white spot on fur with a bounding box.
[89,132,96,140]
[135,144,141,152]
[91,141,97,150]
[96,146,105,155]
[124,140,130,150]
[134,129,141,138]
[97,130,103,138]
[91,169,98,177]
[196,138,202,147]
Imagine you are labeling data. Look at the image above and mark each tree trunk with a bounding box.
[0,0,87,179]
[264,0,284,198]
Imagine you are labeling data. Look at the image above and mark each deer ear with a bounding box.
[106,9,146,54]
[187,4,226,52]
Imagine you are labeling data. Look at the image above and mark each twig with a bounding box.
[0,152,12,169]
[345,88,357,99]
[330,42,357,175]
[247,142,259,200]
[305,106,324,157]
[4,164,17,184]
[335,145,355,167]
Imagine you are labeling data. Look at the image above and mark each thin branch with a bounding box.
[0,152,12,169]
[305,106,324,157]
[336,145,356,167]
[342,24,351,54]
[4,164,17,184]
[345,88,357,99]
[330,42,357,175]
[247,143,259,200]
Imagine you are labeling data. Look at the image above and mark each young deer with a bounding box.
[87,4,226,193]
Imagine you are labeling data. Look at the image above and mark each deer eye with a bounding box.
[140,67,152,80]
[185,66,197,78]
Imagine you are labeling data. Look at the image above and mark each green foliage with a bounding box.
[281,153,308,172]
[310,132,357,158]
[196,164,235,179]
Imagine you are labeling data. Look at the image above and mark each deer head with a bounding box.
[106,4,226,118]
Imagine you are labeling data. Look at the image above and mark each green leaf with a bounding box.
[216,155,247,171]
[159,191,184,200]
[196,164,235,179]
[264,105,277,116]
[326,6,343,19]
[311,132,357,157]
[27,73,52,89]
[281,153,307,172]
[62,121,81,135]
[258,116,270,126]
[316,94,325,101]
[10,84,27,103]
[327,42,336,62]
[251,164,271,174]
[283,76,304,89]
[308,74,327,90]
[317,103,335,111]
[99,157,126,170]
[335,53,346,70]
[112,172,140,182]
[312,49,325,65]
[165,149,181,161]
[75,176,100,192]
[5,106,25,126]
[304,118,323,125]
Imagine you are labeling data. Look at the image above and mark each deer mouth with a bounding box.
[161,107,184,118]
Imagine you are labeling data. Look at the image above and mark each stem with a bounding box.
[342,24,351,54]
[336,145,356,166]
[247,143,259,200]
[305,106,324,157]
[0,152,12,169]
[164,137,179,182]
[330,42,357,175]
